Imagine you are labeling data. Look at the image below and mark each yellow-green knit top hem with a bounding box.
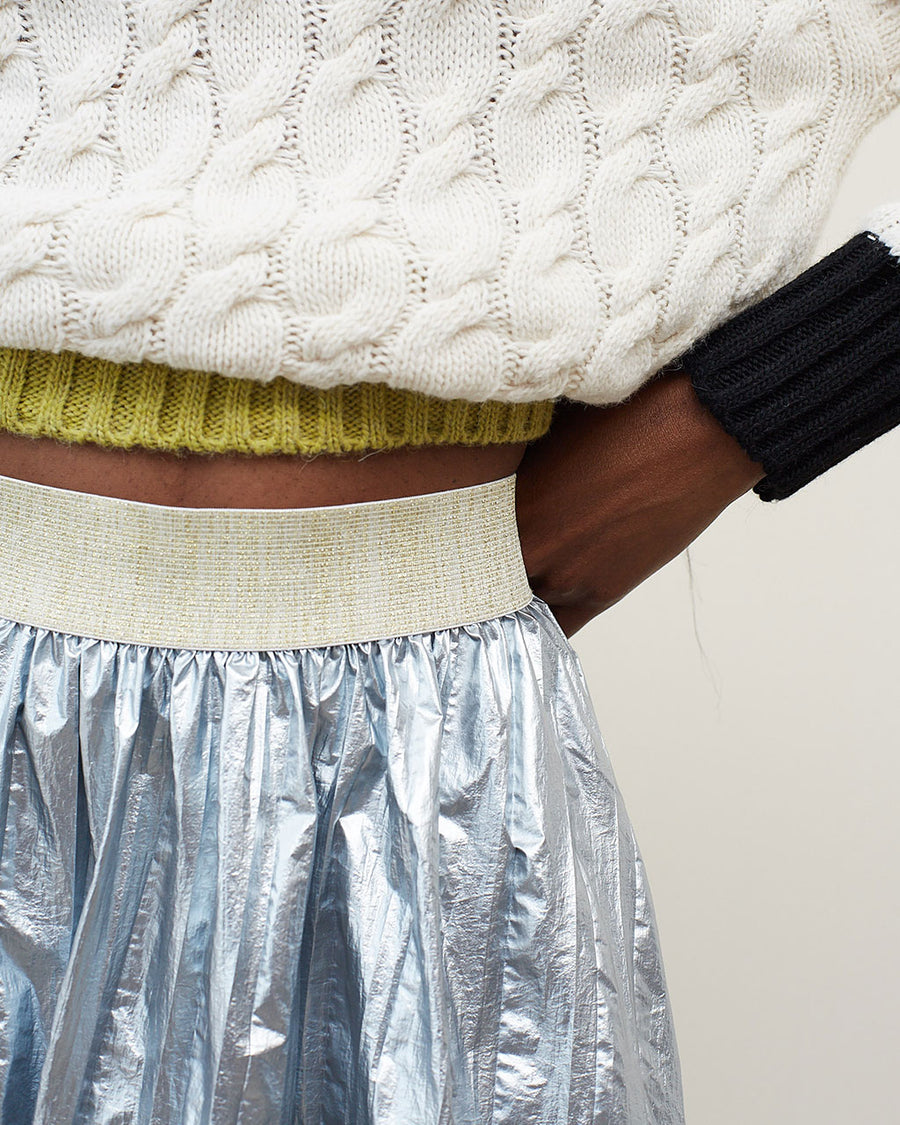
[0,348,555,456]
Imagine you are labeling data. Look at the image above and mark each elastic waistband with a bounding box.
[0,473,532,651]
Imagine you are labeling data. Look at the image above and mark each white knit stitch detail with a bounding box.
[736,1,835,299]
[65,1,209,361]
[390,0,509,399]
[0,1,38,172]
[12,1,125,190]
[286,0,406,387]
[0,1,898,402]
[579,1,679,397]
[871,0,900,98]
[0,0,128,350]
[161,0,306,380]
[653,1,757,358]
[863,202,900,257]
[491,0,602,401]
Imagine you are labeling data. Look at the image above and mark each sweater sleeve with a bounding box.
[680,204,900,501]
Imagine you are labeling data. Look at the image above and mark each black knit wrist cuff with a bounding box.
[682,231,900,501]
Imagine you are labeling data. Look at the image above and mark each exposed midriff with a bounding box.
[0,430,529,508]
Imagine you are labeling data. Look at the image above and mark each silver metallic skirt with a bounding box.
[0,473,684,1124]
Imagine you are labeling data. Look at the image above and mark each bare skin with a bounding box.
[0,430,527,509]
[515,372,765,635]
[0,371,764,636]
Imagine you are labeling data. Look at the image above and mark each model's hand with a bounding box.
[514,372,765,637]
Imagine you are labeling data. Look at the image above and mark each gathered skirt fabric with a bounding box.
[0,599,684,1124]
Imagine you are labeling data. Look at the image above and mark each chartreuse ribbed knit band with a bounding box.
[0,348,555,456]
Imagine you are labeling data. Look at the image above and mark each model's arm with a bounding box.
[514,372,764,638]
[518,212,900,637]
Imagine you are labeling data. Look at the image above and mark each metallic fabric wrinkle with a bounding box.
[0,600,684,1124]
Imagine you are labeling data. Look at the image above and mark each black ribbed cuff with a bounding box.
[682,231,900,500]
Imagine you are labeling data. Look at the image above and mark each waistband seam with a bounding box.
[0,593,539,654]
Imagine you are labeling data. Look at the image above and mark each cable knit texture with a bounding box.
[0,0,899,408]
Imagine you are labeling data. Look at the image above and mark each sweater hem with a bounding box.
[0,348,555,456]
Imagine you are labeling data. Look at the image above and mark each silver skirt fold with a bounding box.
[0,474,684,1124]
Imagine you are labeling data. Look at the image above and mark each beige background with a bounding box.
[570,107,900,1122]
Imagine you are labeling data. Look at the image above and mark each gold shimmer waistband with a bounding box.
[0,474,532,650]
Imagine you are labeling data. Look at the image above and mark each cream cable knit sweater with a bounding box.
[0,0,898,407]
